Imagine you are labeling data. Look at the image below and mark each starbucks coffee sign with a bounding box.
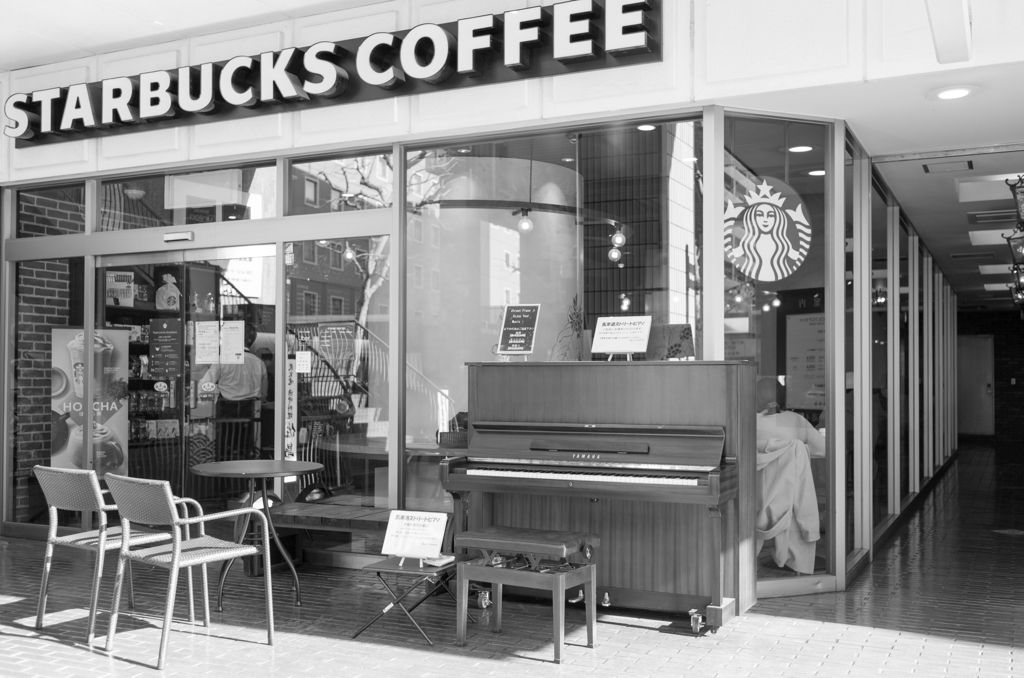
[5,0,661,146]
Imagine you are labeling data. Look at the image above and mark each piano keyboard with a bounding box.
[466,468,699,486]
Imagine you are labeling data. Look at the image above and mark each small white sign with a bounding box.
[220,321,245,365]
[590,316,653,355]
[296,351,312,374]
[195,321,220,364]
[381,511,448,560]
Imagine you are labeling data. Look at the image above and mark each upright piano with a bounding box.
[440,361,756,628]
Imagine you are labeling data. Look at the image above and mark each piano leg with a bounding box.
[450,490,468,552]
[706,502,736,630]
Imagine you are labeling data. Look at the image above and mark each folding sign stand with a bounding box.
[352,511,474,646]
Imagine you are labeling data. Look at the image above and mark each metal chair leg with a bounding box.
[262,526,275,646]
[157,567,180,670]
[105,554,128,652]
[127,559,135,610]
[35,540,55,630]
[200,564,211,628]
[86,549,104,645]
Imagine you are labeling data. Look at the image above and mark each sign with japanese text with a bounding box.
[381,511,448,559]
[591,316,652,355]
[284,357,298,462]
[785,313,826,410]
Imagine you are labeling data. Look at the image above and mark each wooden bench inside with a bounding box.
[269,496,391,532]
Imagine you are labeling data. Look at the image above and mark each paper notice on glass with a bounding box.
[195,322,220,364]
[296,351,312,374]
[590,316,653,355]
[220,321,245,364]
[381,511,448,559]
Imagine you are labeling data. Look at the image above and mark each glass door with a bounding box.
[94,245,276,504]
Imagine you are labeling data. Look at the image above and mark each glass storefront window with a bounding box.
[723,115,831,578]
[871,184,889,527]
[404,120,704,510]
[17,185,85,237]
[899,224,909,500]
[289,154,393,215]
[9,258,85,525]
[99,164,276,231]
[284,236,391,553]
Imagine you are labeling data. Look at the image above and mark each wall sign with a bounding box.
[724,178,812,283]
[497,304,540,355]
[5,0,662,146]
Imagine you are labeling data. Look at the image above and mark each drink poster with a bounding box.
[149,319,183,377]
[785,313,827,409]
[497,304,540,355]
[51,328,129,479]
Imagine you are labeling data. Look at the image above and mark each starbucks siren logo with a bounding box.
[724,178,811,282]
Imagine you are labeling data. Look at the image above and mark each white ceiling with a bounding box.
[2,1,1022,309]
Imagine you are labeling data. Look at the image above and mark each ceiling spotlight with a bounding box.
[771,297,782,308]
[788,146,813,153]
[611,230,627,247]
[637,124,656,132]
[608,247,622,263]
[927,85,979,101]
[808,170,826,176]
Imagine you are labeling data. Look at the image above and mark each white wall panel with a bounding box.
[695,0,864,99]
[0,72,8,183]
[293,4,410,148]
[98,44,188,171]
[8,61,96,180]
[189,23,293,159]
[865,0,948,79]
[964,0,1024,66]
[543,0,692,119]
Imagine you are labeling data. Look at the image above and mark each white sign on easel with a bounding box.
[591,316,653,359]
[381,511,449,566]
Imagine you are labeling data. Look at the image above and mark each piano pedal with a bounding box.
[600,592,611,608]
[567,589,585,604]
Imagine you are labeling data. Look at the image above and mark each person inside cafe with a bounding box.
[200,322,268,458]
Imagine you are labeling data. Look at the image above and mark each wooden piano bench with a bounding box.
[454,526,600,664]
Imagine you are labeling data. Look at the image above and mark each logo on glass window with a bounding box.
[724,178,811,282]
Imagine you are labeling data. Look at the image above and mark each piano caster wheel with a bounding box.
[688,609,703,635]
[477,591,492,609]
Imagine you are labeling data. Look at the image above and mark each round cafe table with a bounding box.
[191,460,323,610]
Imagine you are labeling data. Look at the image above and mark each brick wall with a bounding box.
[958,310,1024,439]
[17,187,85,237]
[11,191,83,522]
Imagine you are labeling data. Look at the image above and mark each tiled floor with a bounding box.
[0,439,1020,677]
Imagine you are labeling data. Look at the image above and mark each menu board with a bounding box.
[149,319,182,377]
[785,313,826,409]
[497,304,540,355]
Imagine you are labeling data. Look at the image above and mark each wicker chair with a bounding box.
[32,466,187,645]
[103,473,274,671]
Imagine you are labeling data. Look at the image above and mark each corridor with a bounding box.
[0,439,1020,677]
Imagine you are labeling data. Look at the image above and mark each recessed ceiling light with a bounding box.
[807,170,826,176]
[637,124,656,132]
[455,148,471,154]
[926,85,979,101]
[789,146,813,153]
[561,157,575,163]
